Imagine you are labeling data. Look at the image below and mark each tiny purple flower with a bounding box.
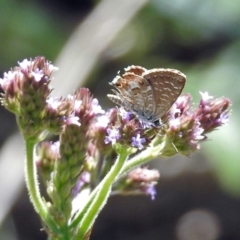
[131,134,146,150]
[74,100,82,111]
[2,71,16,81]
[192,123,205,141]
[18,59,32,70]
[104,128,121,145]
[46,97,62,109]
[0,71,17,91]
[65,115,81,127]
[95,115,110,128]
[91,98,105,114]
[218,111,229,125]
[169,118,181,130]
[141,184,157,200]
[119,107,132,121]
[190,122,205,149]
[200,91,213,103]
[31,69,44,82]
[48,63,59,72]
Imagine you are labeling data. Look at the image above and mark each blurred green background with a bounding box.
[0,0,239,239]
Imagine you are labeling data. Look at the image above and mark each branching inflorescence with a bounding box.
[0,57,231,240]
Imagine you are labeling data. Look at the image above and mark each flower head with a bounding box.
[194,92,231,134]
[0,57,60,139]
[113,167,160,200]
[149,92,232,156]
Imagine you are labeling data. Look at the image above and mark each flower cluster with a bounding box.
[102,91,230,157]
[0,57,78,140]
[103,107,150,150]
[113,167,160,200]
[163,92,231,156]
[0,57,231,198]
[0,57,231,240]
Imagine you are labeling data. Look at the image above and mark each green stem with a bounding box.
[119,146,160,175]
[70,144,162,231]
[73,147,129,240]
[25,139,59,234]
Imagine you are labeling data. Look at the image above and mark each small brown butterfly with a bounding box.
[107,65,186,127]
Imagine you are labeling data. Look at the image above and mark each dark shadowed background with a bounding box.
[0,0,239,239]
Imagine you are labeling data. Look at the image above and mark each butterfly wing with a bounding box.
[142,68,186,119]
[109,72,154,118]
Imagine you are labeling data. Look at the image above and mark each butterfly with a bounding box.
[107,65,186,127]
